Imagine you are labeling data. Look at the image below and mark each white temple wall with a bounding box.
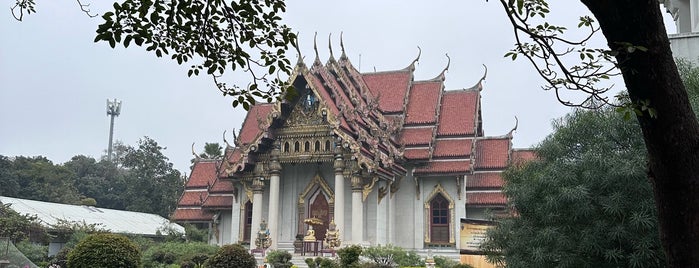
[392,173,417,249]
[375,180,390,245]
[365,183,378,244]
[218,212,233,245]
[230,190,242,244]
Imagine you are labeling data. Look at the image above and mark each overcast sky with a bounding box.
[0,1,677,174]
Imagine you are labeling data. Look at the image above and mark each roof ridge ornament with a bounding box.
[508,116,519,137]
[428,53,450,81]
[223,130,232,149]
[294,32,304,66]
[340,32,347,60]
[467,64,488,91]
[191,143,201,161]
[404,46,421,71]
[328,33,335,61]
[313,32,321,66]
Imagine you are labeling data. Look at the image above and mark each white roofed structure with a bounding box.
[0,196,184,237]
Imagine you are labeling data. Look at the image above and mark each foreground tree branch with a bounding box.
[498,0,699,266]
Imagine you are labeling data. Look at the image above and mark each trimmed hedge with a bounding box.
[205,244,256,268]
[66,233,141,268]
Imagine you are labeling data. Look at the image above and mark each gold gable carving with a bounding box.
[298,173,335,205]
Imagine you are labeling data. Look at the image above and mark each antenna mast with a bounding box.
[106,99,122,162]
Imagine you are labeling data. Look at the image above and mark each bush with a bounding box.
[306,257,340,268]
[66,233,141,268]
[434,255,460,268]
[337,245,362,268]
[205,244,256,268]
[141,241,217,268]
[15,240,48,265]
[266,249,293,268]
[362,245,422,267]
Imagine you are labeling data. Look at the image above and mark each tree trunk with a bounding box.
[580,0,699,266]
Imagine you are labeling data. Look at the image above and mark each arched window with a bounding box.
[325,140,331,151]
[315,140,321,152]
[304,141,310,152]
[284,142,290,153]
[294,141,300,152]
[430,193,449,243]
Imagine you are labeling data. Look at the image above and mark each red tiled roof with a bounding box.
[511,149,537,166]
[178,191,208,206]
[202,196,233,209]
[400,127,434,146]
[363,71,411,113]
[467,173,504,189]
[433,139,472,157]
[405,81,441,124]
[466,192,507,206]
[186,161,218,188]
[210,178,234,193]
[238,104,273,145]
[404,148,430,159]
[414,160,471,174]
[475,138,511,169]
[437,90,478,136]
[172,208,214,222]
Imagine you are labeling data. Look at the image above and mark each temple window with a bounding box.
[325,140,331,151]
[315,141,321,152]
[284,142,290,153]
[430,193,449,243]
[295,141,300,152]
[304,141,310,152]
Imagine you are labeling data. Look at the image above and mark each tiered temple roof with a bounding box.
[173,43,530,222]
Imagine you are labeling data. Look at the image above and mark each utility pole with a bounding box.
[106,99,122,162]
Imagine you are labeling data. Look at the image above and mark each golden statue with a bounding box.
[324,218,341,248]
[255,220,271,249]
[304,225,317,242]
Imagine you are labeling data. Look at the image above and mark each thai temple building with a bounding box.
[664,0,699,62]
[172,40,534,256]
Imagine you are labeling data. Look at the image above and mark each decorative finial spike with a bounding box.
[340,32,347,59]
[412,46,422,66]
[509,116,519,136]
[313,32,319,62]
[294,32,303,65]
[192,143,201,160]
[223,130,231,148]
[444,53,451,73]
[328,33,334,59]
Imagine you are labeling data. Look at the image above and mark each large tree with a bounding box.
[120,137,184,217]
[482,107,665,267]
[499,1,698,265]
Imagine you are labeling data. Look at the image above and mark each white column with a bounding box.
[333,152,346,244]
[351,176,363,244]
[267,142,282,249]
[268,173,280,249]
[250,178,264,249]
[230,187,241,244]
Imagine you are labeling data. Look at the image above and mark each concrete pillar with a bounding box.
[250,177,264,249]
[333,150,346,244]
[268,143,282,249]
[230,187,241,244]
[351,175,363,244]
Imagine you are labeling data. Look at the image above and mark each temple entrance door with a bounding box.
[308,191,330,241]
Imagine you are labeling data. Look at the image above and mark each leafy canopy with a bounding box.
[482,107,665,268]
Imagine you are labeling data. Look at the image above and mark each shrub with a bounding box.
[306,257,340,268]
[434,255,460,268]
[15,240,48,265]
[266,249,293,268]
[337,245,362,268]
[142,241,217,268]
[451,264,474,268]
[362,245,422,267]
[66,233,141,268]
[205,244,256,268]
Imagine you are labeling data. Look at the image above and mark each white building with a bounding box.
[664,0,699,62]
[172,46,535,258]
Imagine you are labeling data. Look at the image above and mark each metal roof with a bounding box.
[0,196,184,236]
